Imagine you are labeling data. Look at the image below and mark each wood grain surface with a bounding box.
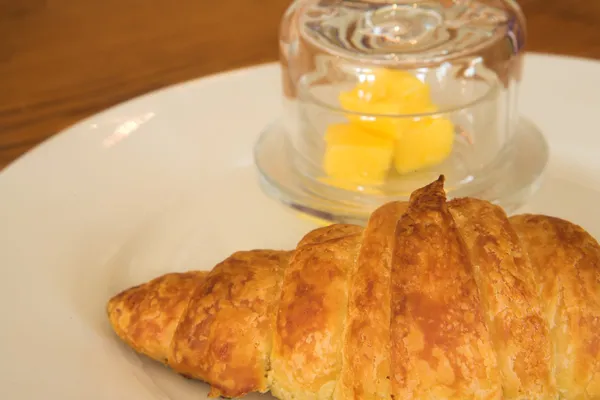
[1,0,599,168]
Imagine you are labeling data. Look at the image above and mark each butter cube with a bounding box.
[323,123,394,184]
[347,69,430,104]
[338,94,403,140]
[393,117,455,174]
[382,69,432,106]
[339,69,433,140]
[330,68,454,182]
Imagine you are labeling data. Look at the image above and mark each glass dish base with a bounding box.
[254,116,549,225]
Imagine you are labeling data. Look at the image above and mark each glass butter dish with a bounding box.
[254,0,548,224]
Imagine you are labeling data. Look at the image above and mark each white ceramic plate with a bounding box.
[1,53,599,400]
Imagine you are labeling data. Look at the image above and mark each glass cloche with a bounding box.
[255,0,548,224]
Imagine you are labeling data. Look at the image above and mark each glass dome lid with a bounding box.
[254,0,547,225]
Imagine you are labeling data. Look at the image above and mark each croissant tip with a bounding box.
[432,174,446,192]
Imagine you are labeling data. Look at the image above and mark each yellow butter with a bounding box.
[382,69,432,106]
[339,69,433,140]
[323,68,455,188]
[338,95,403,139]
[344,69,431,104]
[393,116,455,174]
[323,123,394,184]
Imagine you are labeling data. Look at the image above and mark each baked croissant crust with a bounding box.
[107,177,600,400]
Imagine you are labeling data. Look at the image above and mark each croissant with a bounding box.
[107,177,600,400]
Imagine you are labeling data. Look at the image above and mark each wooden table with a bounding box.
[1,0,599,169]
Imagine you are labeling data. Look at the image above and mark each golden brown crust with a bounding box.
[168,250,290,398]
[334,201,408,400]
[296,223,363,248]
[107,271,206,363]
[106,177,600,400]
[390,178,502,400]
[449,198,556,399]
[269,224,363,400]
[510,214,600,400]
